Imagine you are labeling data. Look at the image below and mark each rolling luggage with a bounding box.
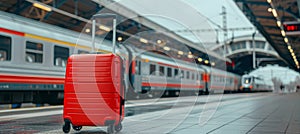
[62,54,124,133]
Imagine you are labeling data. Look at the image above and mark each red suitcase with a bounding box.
[62,54,124,133]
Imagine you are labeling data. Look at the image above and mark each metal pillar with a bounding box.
[252,31,256,69]
[92,19,96,52]
[112,18,116,54]
[221,6,228,57]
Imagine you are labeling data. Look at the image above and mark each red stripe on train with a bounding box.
[0,28,25,36]
[0,74,64,84]
[142,82,204,89]
[131,61,136,74]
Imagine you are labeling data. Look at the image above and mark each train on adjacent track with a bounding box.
[0,11,270,106]
[241,74,273,92]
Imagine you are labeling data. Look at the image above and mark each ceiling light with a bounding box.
[204,60,209,64]
[33,3,52,12]
[99,25,111,32]
[188,54,193,59]
[281,30,286,36]
[157,40,162,44]
[288,45,292,50]
[140,38,148,44]
[211,62,215,66]
[277,21,281,27]
[163,46,170,51]
[117,37,122,41]
[198,58,203,62]
[85,28,90,33]
[178,51,183,55]
[267,0,272,3]
[284,37,289,43]
[272,9,278,17]
[267,8,272,12]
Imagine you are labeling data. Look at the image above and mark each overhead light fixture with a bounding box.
[267,0,272,3]
[163,46,170,51]
[198,58,203,62]
[272,9,278,17]
[267,8,272,12]
[290,49,294,53]
[85,28,90,33]
[139,38,148,44]
[291,52,295,56]
[178,51,183,55]
[277,21,281,27]
[284,37,289,43]
[281,30,286,36]
[99,25,111,32]
[157,40,162,44]
[204,60,209,64]
[188,54,193,59]
[211,62,215,66]
[288,45,292,50]
[33,3,52,12]
[117,37,123,42]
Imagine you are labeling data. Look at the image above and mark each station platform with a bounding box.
[0,92,299,134]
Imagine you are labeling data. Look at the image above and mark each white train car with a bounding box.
[241,74,273,92]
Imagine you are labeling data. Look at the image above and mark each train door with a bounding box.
[133,60,142,93]
[202,72,210,94]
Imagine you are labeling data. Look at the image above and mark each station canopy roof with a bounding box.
[0,0,231,69]
[234,0,300,71]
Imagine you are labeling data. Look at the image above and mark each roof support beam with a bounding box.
[92,0,229,61]
[44,0,67,20]
[235,0,292,68]
[12,1,31,14]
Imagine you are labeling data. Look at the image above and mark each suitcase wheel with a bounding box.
[72,126,82,131]
[107,124,115,134]
[62,120,71,133]
[114,123,122,132]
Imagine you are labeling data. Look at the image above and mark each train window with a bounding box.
[0,35,11,61]
[54,46,69,67]
[25,41,43,63]
[174,69,179,77]
[186,71,190,79]
[191,73,194,80]
[196,74,199,80]
[181,70,184,78]
[78,50,89,54]
[159,66,165,76]
[0,50,7,61]
[149,64,156,75]
[167,67,172,77]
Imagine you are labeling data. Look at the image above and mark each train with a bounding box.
[240,74,273,92]
[0,10,250,106]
